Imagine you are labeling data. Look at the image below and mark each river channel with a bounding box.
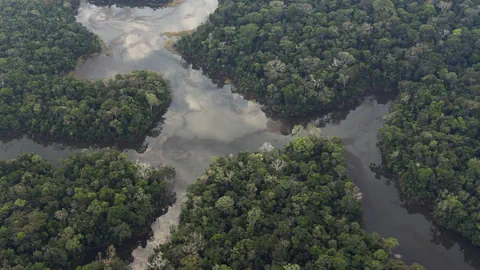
[1,0,479,269]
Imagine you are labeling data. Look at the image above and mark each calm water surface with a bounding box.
[1,1,479,269]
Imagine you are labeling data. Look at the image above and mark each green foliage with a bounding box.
[380,73,480,246]
[0,150,175,269]
[176,0,479,116]
[149,136,416,269]
[0,0,172,142]
[377,1,480,245]
[0,0,99,77]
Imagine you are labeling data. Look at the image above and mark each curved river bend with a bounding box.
[1,1,479,269]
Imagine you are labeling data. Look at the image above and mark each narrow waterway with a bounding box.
[1,1,479,269]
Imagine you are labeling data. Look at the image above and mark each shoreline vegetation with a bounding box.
[149,134,422,269]
[164,40,180,55]
[163,29,195,38]
[163,30,194,55]
[174,0,480,246]
[75,36,108,70]
[0,149,175,269]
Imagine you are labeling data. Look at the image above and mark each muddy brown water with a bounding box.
[1,1,479,269]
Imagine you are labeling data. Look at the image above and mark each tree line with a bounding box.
[0,0,172,143]
[149,134,424,269]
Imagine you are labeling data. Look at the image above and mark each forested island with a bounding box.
[149,135,423,269]
[0,150,175,269]
[175,0,480,246]
[0,0,172,143]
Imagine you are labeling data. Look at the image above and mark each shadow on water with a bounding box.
[0,134,150,155]
[369,166,480,269]
[0,118,171,155]
[275,91,395,135]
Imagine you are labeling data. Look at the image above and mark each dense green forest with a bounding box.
[0,0,172,143]
[88,0,172,9]
[148,135,423,269]
[176,0,479,116]
[1,70,171,142]
[380,74,480,244]
[176,0,480,245]
[0,150,175,269]
[0,0,99,77]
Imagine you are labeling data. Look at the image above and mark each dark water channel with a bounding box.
[1,1,479,269]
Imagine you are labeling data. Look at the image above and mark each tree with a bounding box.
[265,60,286,79]
[146,93,161,109]
[237,24,259,51]
[215,196,235,213]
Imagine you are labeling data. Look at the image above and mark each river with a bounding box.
[1,0,479,269]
